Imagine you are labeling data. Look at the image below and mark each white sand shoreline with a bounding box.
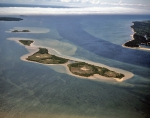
[122,44,150,51]
[63,63,132,82]
[7,37,134,82]
[122,27,150,51]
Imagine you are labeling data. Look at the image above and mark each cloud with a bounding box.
[56,0,100,4]
[0,0,150,9]
[119,0,122,4]
[0,6,149,15]
[50,0,150,7]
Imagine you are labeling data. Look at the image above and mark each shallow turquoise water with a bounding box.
[0,15,150,118]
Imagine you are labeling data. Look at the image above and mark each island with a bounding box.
[26,48,69,64]
[68,62,124,79]
[19,40,34,46]
[0,17,23,21]
[12,30,30,32]
[24,46,124,79]
[123,20,150,48]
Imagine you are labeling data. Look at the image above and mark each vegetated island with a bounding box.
[0,17,23,21]
[12,30,30,32]
[19,40,34,46]
[68,62,124,79]
[20,40,124,79]
[124,20,150,48]
[26,47,69,64]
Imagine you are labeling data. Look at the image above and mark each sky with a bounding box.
[0,0,150,6]
[0,0,150,15]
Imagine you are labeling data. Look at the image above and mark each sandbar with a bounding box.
[6,27,50,33]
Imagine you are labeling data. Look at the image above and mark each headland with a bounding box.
[123,20,150,50]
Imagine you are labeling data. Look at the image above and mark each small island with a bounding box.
[68,62,124,79]
[25,47,124,79]
[124,20,150,48]
[26,48,69,64]
[7,38,127,81]
[0,17,23,21]
[19,40,34,46]
[12,30,30,32]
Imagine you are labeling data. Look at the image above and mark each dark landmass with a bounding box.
[26,48,68,64]
[68,62,124,79]
[124,20,150,48]
[12,30,30,32]
[19,40,34,46]
[0,17,23,21]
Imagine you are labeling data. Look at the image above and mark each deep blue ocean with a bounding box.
[0,12,150,118]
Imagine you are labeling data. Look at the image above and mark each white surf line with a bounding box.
[7,37,134,82]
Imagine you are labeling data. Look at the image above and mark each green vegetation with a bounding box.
[36,48,49,54]
[124,20,150,47]
[12,30,30,32]
[19,40,34,46]
[25,47,124,79]
[27,48,124,79]
[26,48,68,64]
[0,17,23,21]
[68,62,124,79]
[68,62,97,77]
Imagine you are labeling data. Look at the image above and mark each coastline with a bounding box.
[122,44,150,51]
[63,63,133,82]
[8,37,134,82]
[122,27,150,51]
[122,33,150,51]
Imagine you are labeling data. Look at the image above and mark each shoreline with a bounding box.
[63,63,131,82]
[122,44,150,51]
[122,33,150,51]
[7,37,134,82]
[122,27,150,51]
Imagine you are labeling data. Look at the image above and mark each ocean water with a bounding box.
[0,14,150,118]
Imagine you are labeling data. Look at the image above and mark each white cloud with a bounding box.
[1,0,150,7]
[119,0,122,4]
[57,0,100,4]
[0,0,150,13]
[0,6,149,15]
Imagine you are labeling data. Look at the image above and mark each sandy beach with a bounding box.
[63,62,133,82]
[122,44,150,51]
[7,37,134,82]
[122,27,150,52]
